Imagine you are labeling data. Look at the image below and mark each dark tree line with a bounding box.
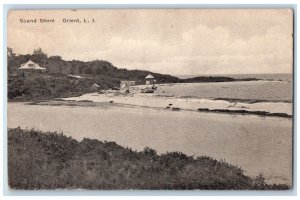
[7,47,180,83]
[7,48,179,101]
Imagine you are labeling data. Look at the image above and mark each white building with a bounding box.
[145,74,156,85]
[19,60,46,72]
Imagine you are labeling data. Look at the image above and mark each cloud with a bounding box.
[8,9,293,75]
[93,24,293,75]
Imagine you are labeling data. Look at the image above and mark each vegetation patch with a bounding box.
[8,128,290,190]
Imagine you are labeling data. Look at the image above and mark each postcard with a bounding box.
[7,9,293,190]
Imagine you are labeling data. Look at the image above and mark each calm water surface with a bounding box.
[156,81,292,102]
[8,102,292,185]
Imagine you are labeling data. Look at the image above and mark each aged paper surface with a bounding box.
[7,9,293,190]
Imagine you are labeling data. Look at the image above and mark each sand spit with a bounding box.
[60,91,292,117]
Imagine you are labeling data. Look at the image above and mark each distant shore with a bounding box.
[8,68,271,102]
[8,51,292,103]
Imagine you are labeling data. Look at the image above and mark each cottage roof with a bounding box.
[145,74,155,79]
[19,60,46,70]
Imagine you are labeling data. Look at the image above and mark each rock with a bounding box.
[123,89,130,94]
[141,88,154,93]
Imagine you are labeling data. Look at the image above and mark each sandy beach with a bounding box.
[60,87,292,117]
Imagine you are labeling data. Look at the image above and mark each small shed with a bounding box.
[19,60,46,72]
[145,74,156,85]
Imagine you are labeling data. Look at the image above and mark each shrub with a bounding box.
[8,128,291,190]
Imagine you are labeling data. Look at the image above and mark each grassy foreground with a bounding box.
[8,128,290,190]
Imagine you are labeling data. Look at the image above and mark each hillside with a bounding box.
[8,128,289,190]
[7,52,179,101]
[8,53,179,83]
[8,73,122,101]
[7,50,260,101]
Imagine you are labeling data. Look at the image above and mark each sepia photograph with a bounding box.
[6,9,293,190]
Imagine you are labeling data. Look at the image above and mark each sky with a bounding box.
[8,9,293,75]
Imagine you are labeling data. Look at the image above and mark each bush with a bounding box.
[8,128,291,190]
[143,147,157,156]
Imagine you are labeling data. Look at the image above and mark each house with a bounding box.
[19,60,46,72]
[145,74,156,85]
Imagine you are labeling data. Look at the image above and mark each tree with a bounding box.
[49,56,62,60]
[33,47,46,56]
[7,47,15,57]
[254,173,267,189]
[143,147,157,156]
[32,48,48,67]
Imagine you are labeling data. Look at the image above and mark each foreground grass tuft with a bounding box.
[8,128,290,190]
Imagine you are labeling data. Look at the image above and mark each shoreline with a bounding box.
[8,94,292,104]
[56,91,292,119]
[10,98,292,119]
